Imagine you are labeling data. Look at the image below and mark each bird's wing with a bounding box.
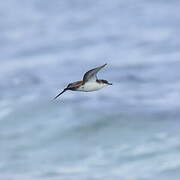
[82,64,107,83]
[67,81,83,89]
[53,89,67,100]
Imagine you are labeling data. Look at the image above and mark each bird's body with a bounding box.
[75,80,107,92]
[54,64,112,99]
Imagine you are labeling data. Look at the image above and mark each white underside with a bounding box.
[76,82,107,92]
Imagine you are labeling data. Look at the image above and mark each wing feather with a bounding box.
[82,64,107,83]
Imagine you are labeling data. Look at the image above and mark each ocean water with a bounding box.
[1,0,180,179]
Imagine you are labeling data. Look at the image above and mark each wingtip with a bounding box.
[53,89,67,100]
[99,63,107,69]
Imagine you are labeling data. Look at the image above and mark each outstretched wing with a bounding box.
[53,81,83,100]
[83,64,107,83]
[53,89,67,100]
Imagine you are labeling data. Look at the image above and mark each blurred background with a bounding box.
[1,0,180,180]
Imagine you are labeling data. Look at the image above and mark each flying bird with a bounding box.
[54,64,112,99]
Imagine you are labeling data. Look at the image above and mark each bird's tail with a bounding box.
[53,88,68,100]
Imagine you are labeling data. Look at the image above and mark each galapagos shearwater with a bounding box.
[54,63,112,99]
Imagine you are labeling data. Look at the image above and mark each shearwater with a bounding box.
[54,64,112,99]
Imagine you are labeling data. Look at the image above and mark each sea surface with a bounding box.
[0,0,180,180]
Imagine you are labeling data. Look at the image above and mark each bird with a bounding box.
[53,63,112,99]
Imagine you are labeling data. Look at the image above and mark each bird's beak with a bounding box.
[108,82,113,85]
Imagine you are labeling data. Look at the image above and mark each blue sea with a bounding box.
[1,0,180,179]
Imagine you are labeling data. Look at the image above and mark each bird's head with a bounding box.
[100,79,112,85]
